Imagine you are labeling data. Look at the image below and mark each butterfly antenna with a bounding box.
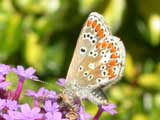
[34,79,48,84]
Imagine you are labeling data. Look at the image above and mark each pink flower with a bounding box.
[93,103,117,120]
[0,64,11,75]
[11,66,39,100]
[4,104,43,120]
[101,103,117,115]
[12,66,38,81]
[0,81,10,89]
[57,78,66,87]
[79,106,92,120]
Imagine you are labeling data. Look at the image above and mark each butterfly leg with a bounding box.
[58,90,81,120]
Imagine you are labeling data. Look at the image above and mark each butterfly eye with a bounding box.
[79,65,83,71]
[83,71,89,77]
[87,74,94,81]
[80,47,87,55]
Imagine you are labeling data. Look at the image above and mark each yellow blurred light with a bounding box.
[156,62,160,74]
[16,0,29,7]
[122,99,133,110]
[138,73,160,88]
[151,15,160,32]
[110,86,124,100]
[25,32,44,72]
[103,0,126,33]
[48,0,60,12]
[35,17,47,30]
[80,0,95,13]
[154,94,160,108]
[6,13,21,46]
[1,0,14,12]
[149,14,160,46]
[132,114,148,120]
[124,53,136,80]
[0,13,5,22]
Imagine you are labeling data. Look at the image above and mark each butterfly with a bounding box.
[64,12,125,106]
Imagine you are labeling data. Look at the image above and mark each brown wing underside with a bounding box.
[66,12,111,82]
[66,12,125,89]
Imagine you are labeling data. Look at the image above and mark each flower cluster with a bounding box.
[0,64,117,120]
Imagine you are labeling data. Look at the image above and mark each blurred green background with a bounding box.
[0,0,160,119]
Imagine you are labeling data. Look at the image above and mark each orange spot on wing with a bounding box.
[92,21,97,28]
[108,68,112,75]
[87,20,92,27]
[102,41,107,48]
[108,68,115,79]
[108,68,113,76]
[109,74,116,79]
[111,53,118,58]
[96,42,101,48]
[98,30,104,39]
[111,47,116,52]
[108,43,113,49]
[95,25,101,32]
[109,60,117,66]
[108,69,115,79]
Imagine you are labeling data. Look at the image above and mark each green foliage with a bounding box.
[0,0,160,119]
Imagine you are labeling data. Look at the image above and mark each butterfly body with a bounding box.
[65,12,125,106]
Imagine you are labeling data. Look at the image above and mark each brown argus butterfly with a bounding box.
[64,12,125,106]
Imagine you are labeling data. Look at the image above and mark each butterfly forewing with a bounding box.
[65,12,125,105]
[67,12,112,83]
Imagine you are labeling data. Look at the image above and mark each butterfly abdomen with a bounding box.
[89,87,107,105]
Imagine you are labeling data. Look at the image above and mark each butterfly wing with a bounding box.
[65,12,125,105]
[66,12,111,84]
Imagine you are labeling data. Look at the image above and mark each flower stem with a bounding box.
[93,106,103,120]
[13,78,24,100]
